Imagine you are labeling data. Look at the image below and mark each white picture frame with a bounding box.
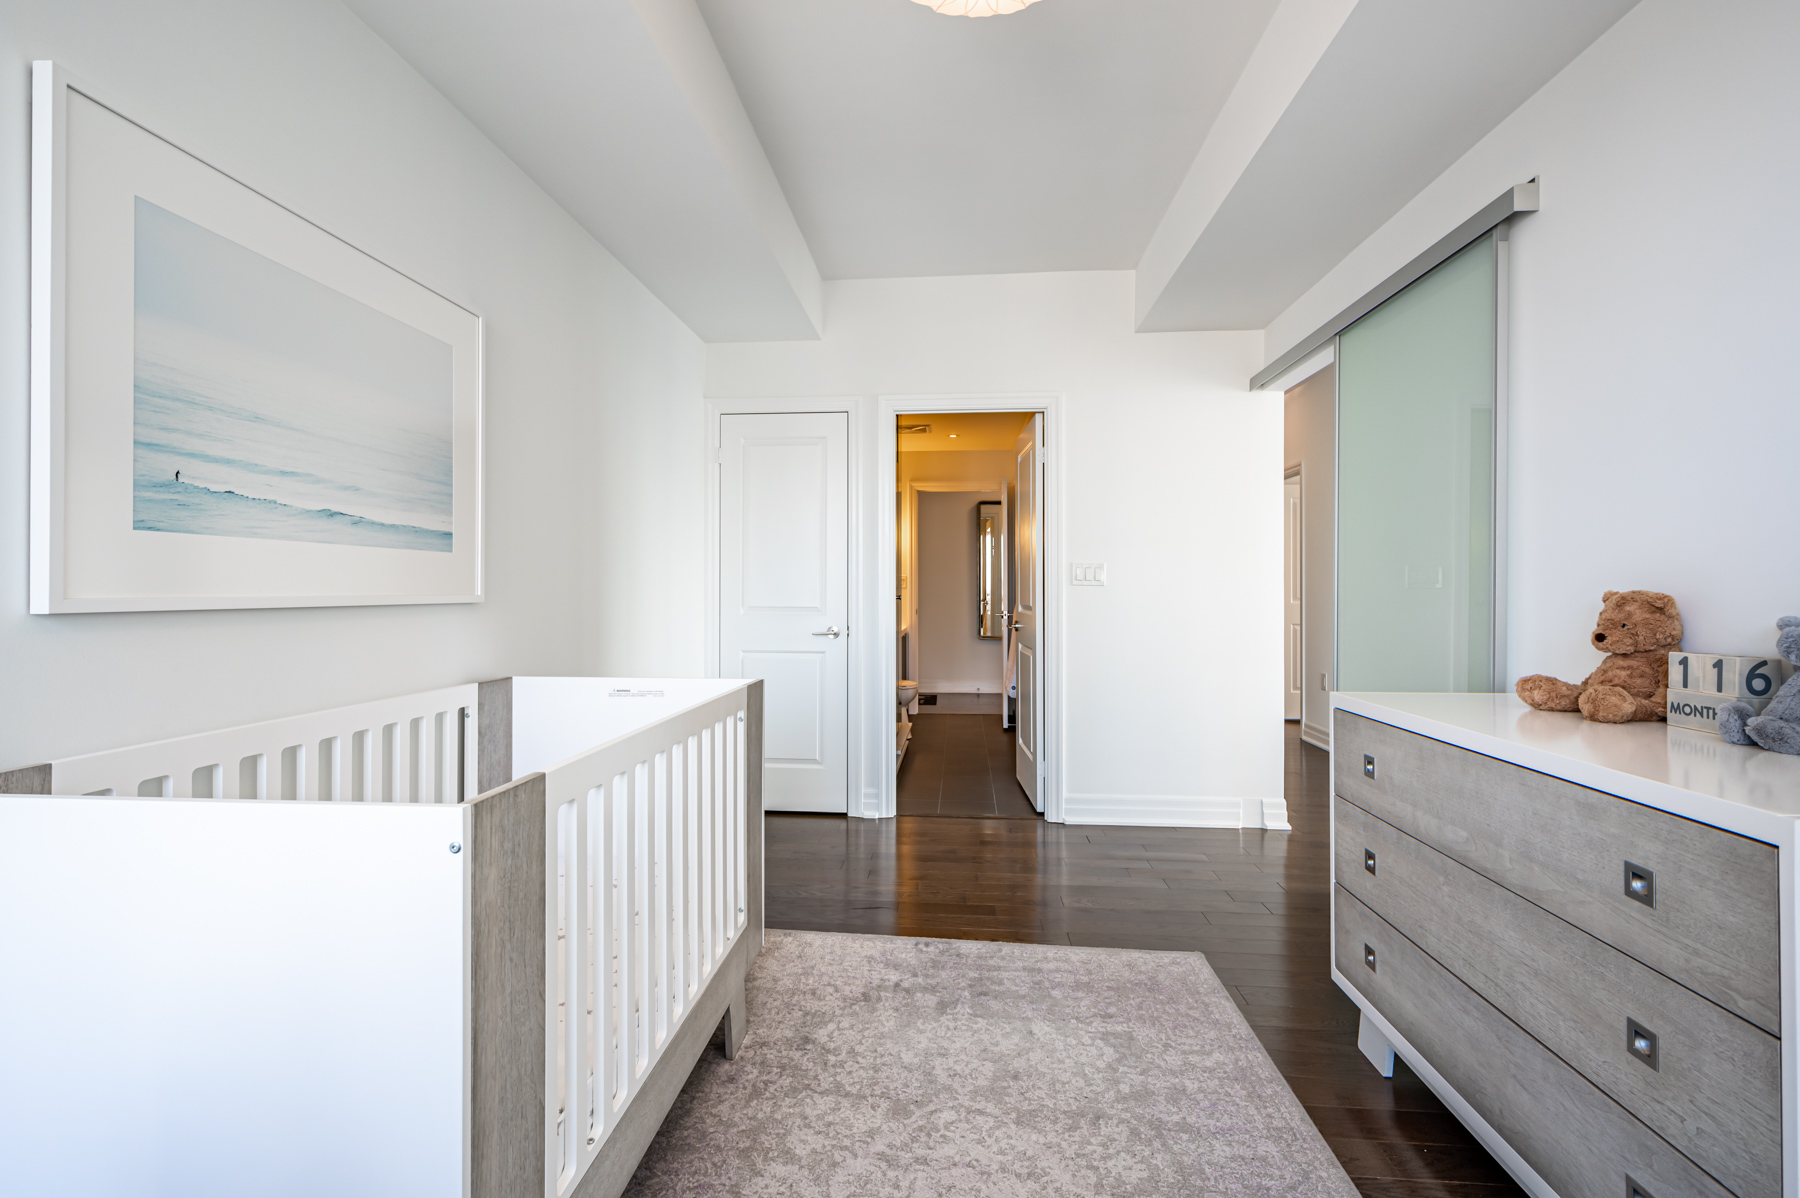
[30,61,484,613]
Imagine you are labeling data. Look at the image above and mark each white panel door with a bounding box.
[1012,416,1041,809]
[720,413,849,813]
[1285,474,1303,720]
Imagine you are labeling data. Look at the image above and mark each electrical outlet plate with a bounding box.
[1071,562,1106,586]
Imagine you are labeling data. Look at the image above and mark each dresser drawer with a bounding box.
[1335,886,1736,1198]
[1334,709,1779,1032]
[1336,797,1779,1198]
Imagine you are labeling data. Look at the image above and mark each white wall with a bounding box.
[0,0,704,766]
[915,489,1002,693]
[708,271,1285,828]
[897,447,1012,687]
[1264,0,1800,688]
[1283,363,1334,747]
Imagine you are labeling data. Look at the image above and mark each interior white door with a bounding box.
[1012,415,1042,809]
[1285,473,1303,720]
[720,412,849,813]
[998,483,1011,730]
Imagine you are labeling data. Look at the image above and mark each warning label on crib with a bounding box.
[609,689,665,698]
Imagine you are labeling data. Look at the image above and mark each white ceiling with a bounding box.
[695,0,1281,280]
[898,412,1034,452]
[342,0,826,343]
[1134,0,1643,332]
[342,0,1645,341]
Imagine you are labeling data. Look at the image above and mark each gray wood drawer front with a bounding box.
[1336,886,1736,1198]
[1337,797,1779,1198]
[1334,709,1780,1033]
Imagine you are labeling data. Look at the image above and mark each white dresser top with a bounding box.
[1334,692,1800,844]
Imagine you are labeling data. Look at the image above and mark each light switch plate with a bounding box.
[1071,562,1106,586]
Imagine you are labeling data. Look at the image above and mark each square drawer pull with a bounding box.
[1363,943,1377,972]
[1363,753,1377,779]
[1626,1017,1659,1071]
[1624,861,1656,908]
[1364,848,1377,876]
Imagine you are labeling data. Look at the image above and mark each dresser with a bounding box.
[1331,693,1800,1198]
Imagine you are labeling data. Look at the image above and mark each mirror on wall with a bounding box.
[977,501,1003,639]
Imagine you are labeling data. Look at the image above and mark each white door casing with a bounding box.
[1285,471,1303,721]
[1013,415,1042,809]
[719,412,849,813]
[876,393,1060,821]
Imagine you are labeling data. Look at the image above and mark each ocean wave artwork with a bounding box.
[133,198,454,552]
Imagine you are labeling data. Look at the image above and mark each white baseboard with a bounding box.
[1062,794,1288,830]
[1300,721,1330,751]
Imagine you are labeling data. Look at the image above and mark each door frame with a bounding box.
[705,397,870,816]
[1283,464,1303,723]
[877,393,1064,823]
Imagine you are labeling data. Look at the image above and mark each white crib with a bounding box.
[3,683,478,802]
[0,676,764,1198]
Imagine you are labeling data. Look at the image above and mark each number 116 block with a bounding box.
[1668,652,1793,699]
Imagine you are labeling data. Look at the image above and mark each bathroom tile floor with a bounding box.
[896,713,1040,819]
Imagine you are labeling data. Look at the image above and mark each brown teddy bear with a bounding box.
[1515,590,1683,723]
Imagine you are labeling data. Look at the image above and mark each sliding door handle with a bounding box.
[812,626,842,639]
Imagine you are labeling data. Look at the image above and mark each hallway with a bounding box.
[765,725,1523,1196]
[896,712,1038,819]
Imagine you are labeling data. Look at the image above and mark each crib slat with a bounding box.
[40,685,479,804]
[535,684,754,1196]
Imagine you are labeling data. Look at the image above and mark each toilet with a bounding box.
[896,681,918,766]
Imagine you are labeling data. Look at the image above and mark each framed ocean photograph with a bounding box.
[30,62,483,613]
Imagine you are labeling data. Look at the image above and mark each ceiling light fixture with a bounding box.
[910,0,1041,17]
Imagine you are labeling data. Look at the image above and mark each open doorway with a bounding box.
[1284,364,1334,750]
[1284,466,1302,722]
[894,412,1040,819]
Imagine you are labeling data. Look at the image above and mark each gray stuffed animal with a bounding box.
[1720,617,1800,753]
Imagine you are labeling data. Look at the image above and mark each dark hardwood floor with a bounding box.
[765,723,1524,1196]
[896,713,1039,818]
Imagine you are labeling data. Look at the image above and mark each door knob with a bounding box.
[812,626,842,639]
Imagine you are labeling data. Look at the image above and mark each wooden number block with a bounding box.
[1666,688,1772,732]
[1739,656,1795,700]
[1691,654,1737,696]
[1676,653,1793,699]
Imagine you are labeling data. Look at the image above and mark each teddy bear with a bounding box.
[1719,618,1800,753]
[1515,590,1682,723]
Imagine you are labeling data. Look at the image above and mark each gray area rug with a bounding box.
[626,930,1358,1197]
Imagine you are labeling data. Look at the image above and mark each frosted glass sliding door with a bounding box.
[1337,234,1498,693]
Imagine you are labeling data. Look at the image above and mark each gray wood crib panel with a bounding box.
[470,770,546,1198]
[0,763,52,794]
[477,676,513,795]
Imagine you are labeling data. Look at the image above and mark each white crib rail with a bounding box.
[47,684,479,804]
[539,683,749,1198]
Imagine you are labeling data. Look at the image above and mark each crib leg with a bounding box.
[720,978,748,1060]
